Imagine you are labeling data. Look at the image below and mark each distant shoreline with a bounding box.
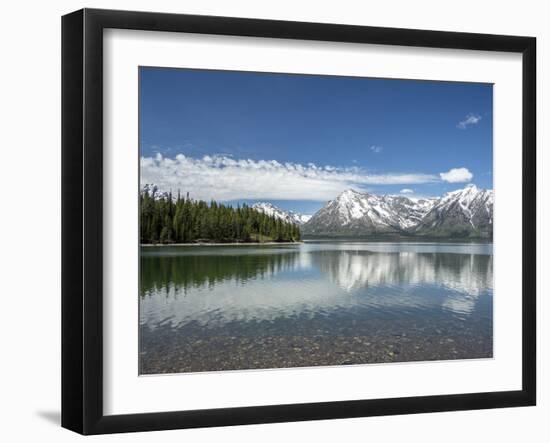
[302,236,493,244]
[141,241,303,247]
[140,238,493,247]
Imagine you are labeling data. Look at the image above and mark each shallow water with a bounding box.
[139,241,493,374]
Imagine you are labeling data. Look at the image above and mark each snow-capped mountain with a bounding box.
[302,189,436,236]
[303,185,493,238]
[252,202,311,225]
[141,183,172,200]
[379,195,438,230]
[412,184,493,238]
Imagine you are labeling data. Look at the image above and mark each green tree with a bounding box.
[139,188,301,244]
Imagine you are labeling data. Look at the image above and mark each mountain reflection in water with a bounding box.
[139,242,493,373]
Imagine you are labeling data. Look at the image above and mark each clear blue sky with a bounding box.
[140,67,492,215]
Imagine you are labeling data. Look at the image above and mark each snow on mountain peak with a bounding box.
[440,184,491,206]
[412,185,493,235]
[251,202,311,225]
[141,183,172,200]
[328,189,436,229]
[303,185,493,238]
[339,189,362,197]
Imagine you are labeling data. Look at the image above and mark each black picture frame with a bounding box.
[62,8,536,435]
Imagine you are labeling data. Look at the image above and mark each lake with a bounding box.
[139,241,493,374]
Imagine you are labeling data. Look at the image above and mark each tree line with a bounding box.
[140,187,301,244]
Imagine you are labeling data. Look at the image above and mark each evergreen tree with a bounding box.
[140,189,302,244]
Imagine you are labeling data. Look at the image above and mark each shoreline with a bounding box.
[140,238,493,247]
[141,241,303,247]
[302,237,493,244]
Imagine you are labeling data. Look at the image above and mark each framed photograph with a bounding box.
[62,8,536,435]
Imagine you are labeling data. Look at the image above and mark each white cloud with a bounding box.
[457,113,482,129]
[140,154,440,201]
[439,167,473,183]
[370,145,383,153]
[400,188,414,194]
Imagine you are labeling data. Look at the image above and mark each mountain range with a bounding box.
[251,202,312,225]
[257,185,493,239]
[141,183,494,239]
